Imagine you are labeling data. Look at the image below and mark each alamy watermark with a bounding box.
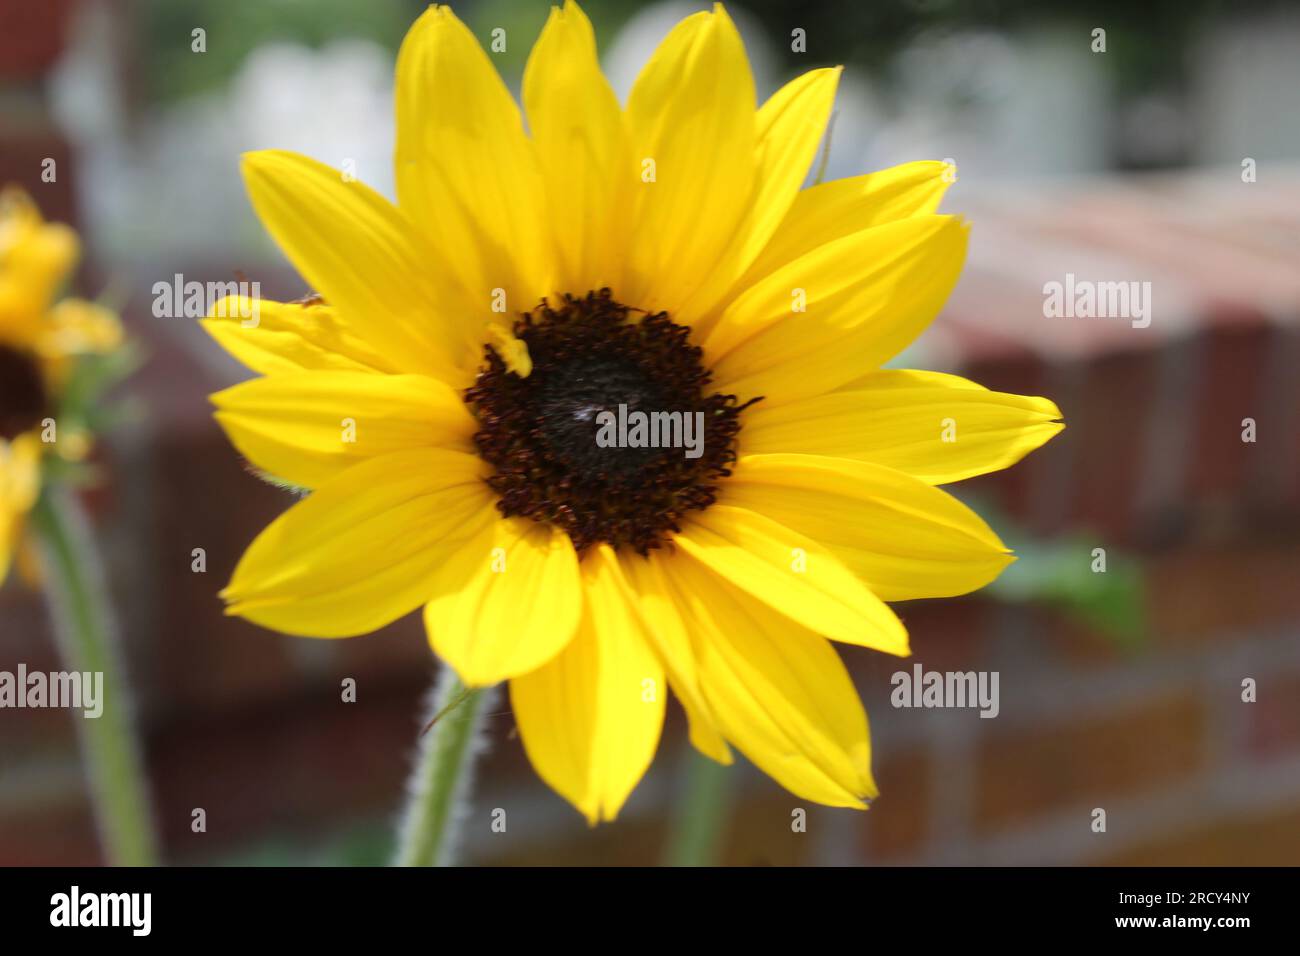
[0,665,103,718]
[50,886,150,936]
[151,274,261,327]
[1043,272,1151,329]
[891,664,999,718]
[595,404,705,459]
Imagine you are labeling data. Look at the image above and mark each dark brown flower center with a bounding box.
[465,289,759,556]
[0,344,48,442]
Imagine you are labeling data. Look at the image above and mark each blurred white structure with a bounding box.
[51,1,396,266]
[43,0,1300,268]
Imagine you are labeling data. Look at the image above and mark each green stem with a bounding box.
[394,668,494,866]
[664,748,734,866]
[30,487,158,866]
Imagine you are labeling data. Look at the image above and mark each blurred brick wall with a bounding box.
[1,0,1298,865]
[3,168,1298,866]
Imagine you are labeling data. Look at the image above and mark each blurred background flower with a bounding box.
[1,0,1298,865]
[0,183,150,864]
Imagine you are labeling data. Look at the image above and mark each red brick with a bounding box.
[1148,541,1300,645]
[851,596,995,696]
[1029,605,1130,669]
[1096,803,1300,866]
[894,596,995,673]
[0,0,75,79]
[974,692,1206,833]
[1244,671,1300,761]
[718,790,817,866]
[151,686,424,858]
[1186,322,1273,504]
[861,750,930,860]
[0,591,60,670]
[1070,350,1161,544]
[484,813,667,866]
[0,798,100,866]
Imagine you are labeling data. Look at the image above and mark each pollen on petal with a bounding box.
[486,323,533,378]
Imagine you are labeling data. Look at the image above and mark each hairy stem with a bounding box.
[30,487,158,866]
[394,668,495,866]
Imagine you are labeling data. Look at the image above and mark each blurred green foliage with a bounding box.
[138,0,419,105]
[985,519,1147,649]
[131,0,1257,109]
[43,340,143,487]
[215,820,396,866]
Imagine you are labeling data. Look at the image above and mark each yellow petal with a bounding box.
[658,553,877,807]
[0,504,14,585]
[745,68,843,264]
[14,531,42,588]
[0,434,42,584]
[37,299,122,358]
[484,323,532,377]
[510,545,666,823]
[742,369,1065,484]
[201,296,394,376]
[673,504,909,655]
[211,370,477,490]
[396,5,554,316]
[681,66,841,325]
[0,434,42,513]
[425,516,581,687]
[607,548,731,764]
[240,149,469,382]
[622,4,756,315]
[223,448,493,636]
[707,215,968,405]
[834,367,983,392]
[742,160,954,287]
[723,453,1015,602]
[523,0,628,295]
[0,188,78,344]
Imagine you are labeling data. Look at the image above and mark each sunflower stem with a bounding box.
[664,748,733,866]
[394,668,495,866]
[29,486,159,866]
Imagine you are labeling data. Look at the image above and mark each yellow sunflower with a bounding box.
[0,189,121,584]
[205,2,1063,822]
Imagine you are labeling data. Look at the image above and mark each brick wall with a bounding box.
[1,0,1298,862]
[3,176,1300,866]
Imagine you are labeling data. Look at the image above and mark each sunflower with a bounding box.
[205,1,1063,822]
[0,189,121,585]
